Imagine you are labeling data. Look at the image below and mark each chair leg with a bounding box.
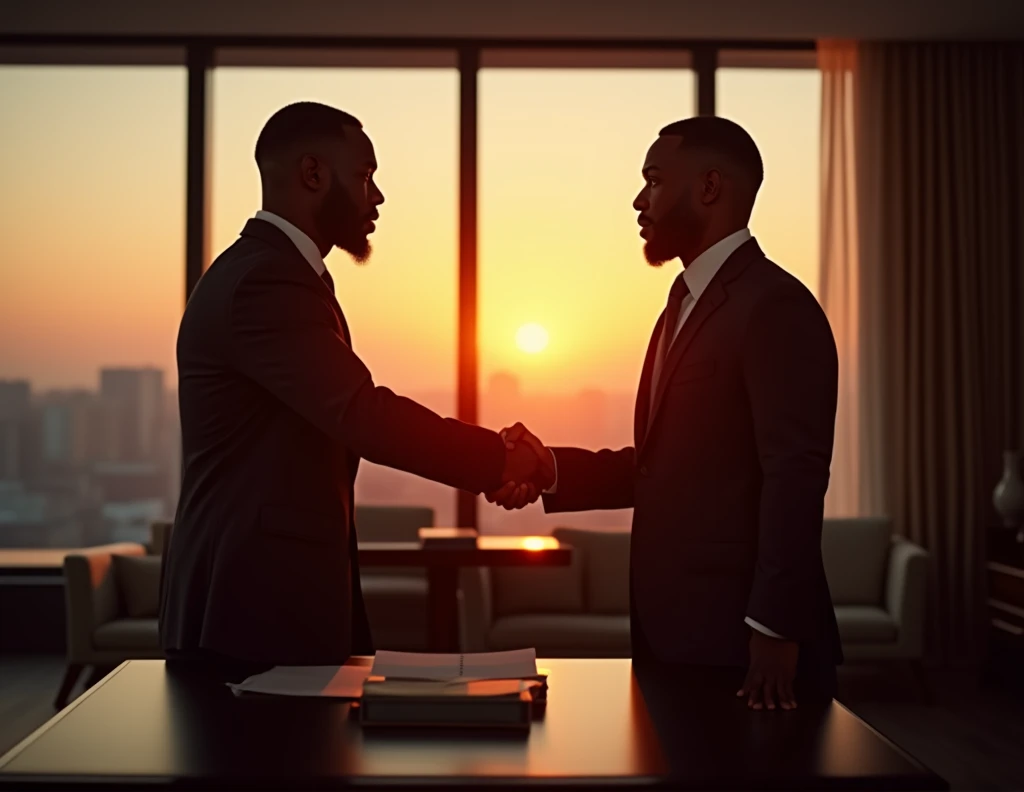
[909,659,932,705]
[54,664,84,710]
[84,664,115,690]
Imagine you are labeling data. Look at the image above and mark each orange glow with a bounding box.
[2,65,821,540]
[521,536,555,551]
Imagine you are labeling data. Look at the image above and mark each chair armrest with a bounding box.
[62,543,146,662]
[885,536,929,656]
[458,567,493,652]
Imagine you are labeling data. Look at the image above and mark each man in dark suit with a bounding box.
[160,102,550,676]
[494,117,842,708]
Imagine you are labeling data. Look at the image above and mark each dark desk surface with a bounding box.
[0,659,945,791]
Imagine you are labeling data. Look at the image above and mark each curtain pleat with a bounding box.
[820,41,1024,665]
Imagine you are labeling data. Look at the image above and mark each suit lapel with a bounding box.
[638,237,764,454]
[641,284,726,452]
[241,218,352,347]
[634,312,666,448]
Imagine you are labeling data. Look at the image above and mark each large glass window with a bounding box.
[211,66,459,527]
[0,65,186,547]
[716,66,822,294]
[478,68,694,534]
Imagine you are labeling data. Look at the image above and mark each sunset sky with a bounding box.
[0,64,819,400]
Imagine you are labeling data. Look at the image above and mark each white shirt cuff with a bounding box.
[745,617,786,640]
[542,449,558,495]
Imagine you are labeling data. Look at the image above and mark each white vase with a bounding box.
[993,450,1024,528]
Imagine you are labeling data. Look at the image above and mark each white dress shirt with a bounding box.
[545,227,784,640]
[254,210,327,276]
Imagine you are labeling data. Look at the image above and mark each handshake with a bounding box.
[488,423,555,510]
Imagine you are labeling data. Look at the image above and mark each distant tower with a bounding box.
[488,371,521,402]
[0,380,31,481]
[98,368,165,463]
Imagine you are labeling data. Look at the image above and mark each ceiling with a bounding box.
[2,0,1023,41]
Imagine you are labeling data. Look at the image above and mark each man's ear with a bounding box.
[701,169,723,204]
[300,153,324,191]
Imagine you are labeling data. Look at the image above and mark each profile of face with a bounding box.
[632,135,718,267]
[304,127,385,263]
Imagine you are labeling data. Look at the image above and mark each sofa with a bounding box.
[57,542,164,709]
[459,518,929,669]
[460,527,631,657]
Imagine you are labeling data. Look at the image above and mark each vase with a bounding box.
[993,450,1024,529]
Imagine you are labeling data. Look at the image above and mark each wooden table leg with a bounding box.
[426,566,460,652]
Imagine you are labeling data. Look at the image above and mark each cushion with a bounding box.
[356,506,433,579]
[112,555,162,618]
[822,518,892,606]
[491,543,585,617]
[553,527,631,614]
[488,614,631,656]
[93,618,160,650]
[361,576,428,652]
[834,605,898,643]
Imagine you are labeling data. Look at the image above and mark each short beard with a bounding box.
[642,195,702,268]
[315,177,373,265]
[643,239,673,268]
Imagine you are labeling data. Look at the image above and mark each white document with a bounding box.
[370,648,538,681]
[227,664,371,698]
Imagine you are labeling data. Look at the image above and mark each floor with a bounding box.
[1,654,1022,790]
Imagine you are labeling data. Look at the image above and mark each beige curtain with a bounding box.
[819,41,1024,665]
[820,42,870,518]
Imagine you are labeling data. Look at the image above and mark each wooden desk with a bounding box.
[0,658,945,790]
[359,536,571,652]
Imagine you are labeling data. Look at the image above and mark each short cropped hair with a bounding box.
[658,116,763,196]
[255,102,362,165]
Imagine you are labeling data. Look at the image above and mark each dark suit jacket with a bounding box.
[543,238,843,671]
[160,218,506,665]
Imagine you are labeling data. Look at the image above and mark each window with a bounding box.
[716,65,822,294]
[211,66,459,527]
[0,65,186,547]
[478,67,694,533]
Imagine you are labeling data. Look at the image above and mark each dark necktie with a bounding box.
[320,268,335,295]
[319,267,352,345]
[649,273,691,410]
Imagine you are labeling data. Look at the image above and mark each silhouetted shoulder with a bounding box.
[741,255,837,360]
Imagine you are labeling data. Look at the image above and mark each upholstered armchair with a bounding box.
[56,543,163,709]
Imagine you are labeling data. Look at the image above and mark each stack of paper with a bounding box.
[370,648,539,680]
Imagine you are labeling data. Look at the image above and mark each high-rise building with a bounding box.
[97,368,165,463]
[0,380,31,481]
[39,390,94,467]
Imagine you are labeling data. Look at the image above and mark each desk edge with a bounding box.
[0,661,132,772]
[832,700,948,788]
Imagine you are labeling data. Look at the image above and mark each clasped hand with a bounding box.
[487,423,555,510]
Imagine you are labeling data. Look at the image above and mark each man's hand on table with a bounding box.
[737,628,799,710]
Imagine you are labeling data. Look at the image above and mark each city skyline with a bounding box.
[0,364,640,545]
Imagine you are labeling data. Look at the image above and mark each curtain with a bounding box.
[819,41,1024,665]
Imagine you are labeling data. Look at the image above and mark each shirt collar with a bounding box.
[253,210,326,277]
[681,227,752,301]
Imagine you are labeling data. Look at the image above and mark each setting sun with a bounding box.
[515,323,549,354]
